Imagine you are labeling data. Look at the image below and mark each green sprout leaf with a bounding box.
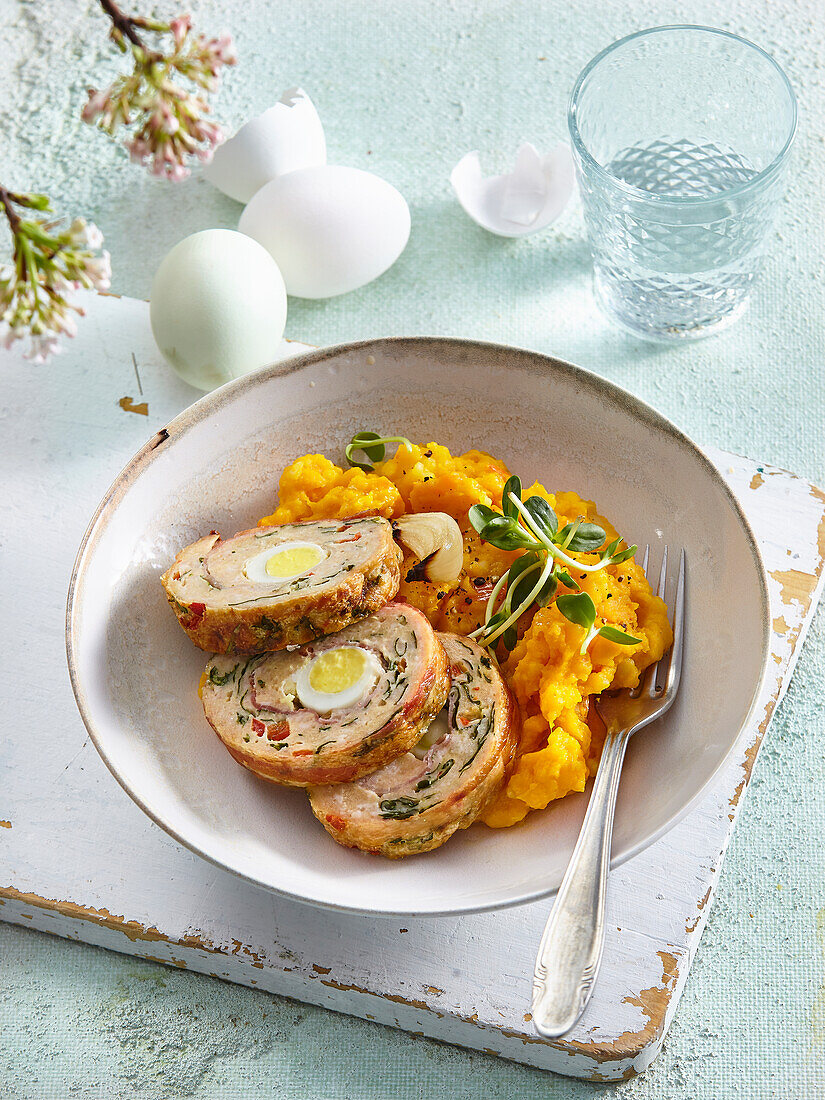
[345,431,412,471]
[598,625,642,645]
[555,569,580,591]
[606,545,637,565]
[558,521,606,553]
[468,503,500,534]
[468,467,641,653]
[501,475,522,519]
[523,496,558,540]
[505,551,542,610]
[485,609,508,632]
[556,592,597,631]
[472,509,534,552]
[535,571,560,607]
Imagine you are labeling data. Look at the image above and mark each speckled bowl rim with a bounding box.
[66,337,772,917]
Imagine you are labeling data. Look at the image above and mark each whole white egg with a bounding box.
[150,229,287,391]
[238,165,410,299]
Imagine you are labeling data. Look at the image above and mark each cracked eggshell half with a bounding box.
[239,165,411,299]
[150,229,287,392]
[203,87,327,204]
[451,142,574,237]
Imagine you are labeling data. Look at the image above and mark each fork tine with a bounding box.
[639,546,669,699]
[664,549,686,698]
[630,546,651,698]
[656,545,668,600]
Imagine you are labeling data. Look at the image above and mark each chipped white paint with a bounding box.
[0,295,822,1081]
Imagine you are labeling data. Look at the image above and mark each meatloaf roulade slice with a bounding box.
[307,633,519,858]
[161,516,402,654]
[201,603,450,787]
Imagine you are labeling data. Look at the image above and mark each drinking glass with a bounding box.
[568,26,797,340]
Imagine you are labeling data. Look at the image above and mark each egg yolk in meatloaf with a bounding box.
[260,442,672,828]
[265,544,325,578]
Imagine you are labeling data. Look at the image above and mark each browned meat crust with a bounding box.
[161,517,402,654]
[307,633,520,857]
[201,604,451,787]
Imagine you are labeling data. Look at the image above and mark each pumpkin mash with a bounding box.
[260,441,672,828]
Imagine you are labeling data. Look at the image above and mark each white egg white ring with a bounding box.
[294,647,383,714]
[242,541,328,584]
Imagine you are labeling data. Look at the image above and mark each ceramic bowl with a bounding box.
[67,338,770,916]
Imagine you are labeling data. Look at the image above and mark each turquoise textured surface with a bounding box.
[1,0,823,1096]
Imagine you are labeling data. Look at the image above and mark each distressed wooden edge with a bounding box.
[0,886,683,1080]
[2,466,824,1080]
[674,475,825,956]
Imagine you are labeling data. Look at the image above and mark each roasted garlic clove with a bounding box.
[392,512,463,585]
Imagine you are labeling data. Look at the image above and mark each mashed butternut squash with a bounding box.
[260,441,672,828]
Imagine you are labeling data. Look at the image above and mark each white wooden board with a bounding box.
[1,293,823,1081]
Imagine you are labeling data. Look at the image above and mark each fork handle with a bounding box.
[531,730,629,1038]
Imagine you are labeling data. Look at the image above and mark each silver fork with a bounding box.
[531,546,686,1039]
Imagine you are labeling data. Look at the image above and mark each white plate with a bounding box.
[67,338,770,917]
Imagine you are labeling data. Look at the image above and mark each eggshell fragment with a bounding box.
[451,142,574,237]
[239,165,410,299]
[203,87,326,204]
[150,229,288,391]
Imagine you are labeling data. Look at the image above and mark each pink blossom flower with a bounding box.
[0,190,110,362]
[83,6,236,180]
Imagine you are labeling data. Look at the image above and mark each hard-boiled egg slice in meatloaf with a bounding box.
[162,516,402,654]
[201,604,450,787]
[307,634,519,857]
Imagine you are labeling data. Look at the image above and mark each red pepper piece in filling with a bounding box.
[325,814,347,831]
[186,602,206,629]
[267,719,290,741]
[251,717,266,736]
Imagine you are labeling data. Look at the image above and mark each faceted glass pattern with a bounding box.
[569,28,796,340]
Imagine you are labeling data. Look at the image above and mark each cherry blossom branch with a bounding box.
[82,3,236,180]
[0,189,111,363]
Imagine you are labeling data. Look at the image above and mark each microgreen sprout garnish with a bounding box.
[555,592,642,654]
[345,431,413,471]
[468,475,640,652]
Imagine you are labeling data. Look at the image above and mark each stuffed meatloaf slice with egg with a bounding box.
[201,603,450,787]
[162,516,402,654]
[308,634,519,858]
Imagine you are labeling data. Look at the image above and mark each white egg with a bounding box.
[238,165,410,299]
[295,647,382,713]
[242,542,327,584]
[203,87,326,204]
[150,229,287,391]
